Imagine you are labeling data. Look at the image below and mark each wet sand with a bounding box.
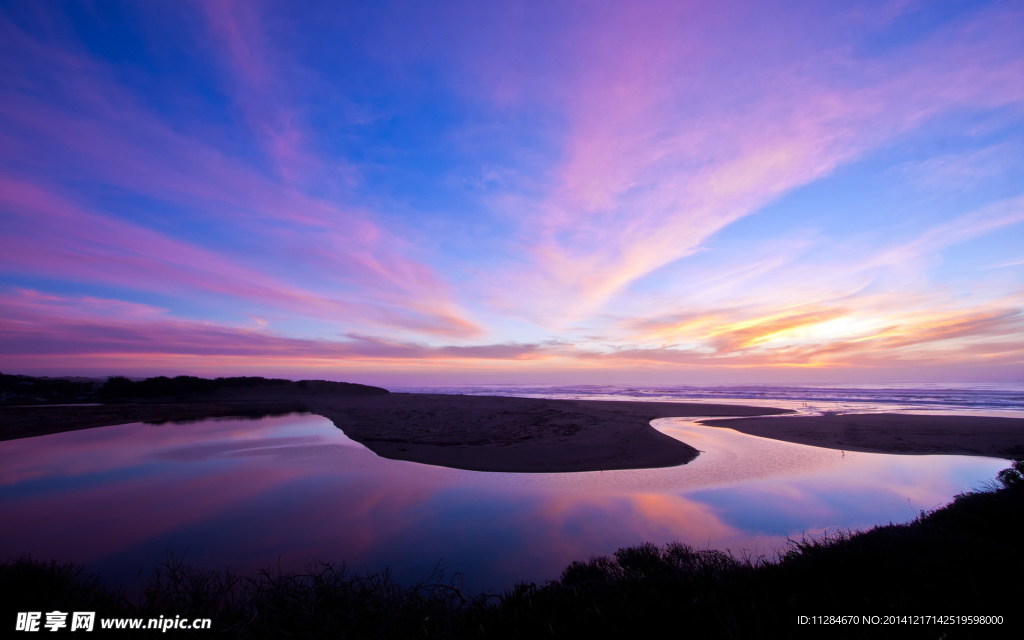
[699,413,1024,459]
[310,393,795,472]
[1,392,789,472]
[4,394,1021,472]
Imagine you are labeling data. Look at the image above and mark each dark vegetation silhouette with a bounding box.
[0,373,98,404]
[4,461,1021,638]
[0,373,388,404]
[98,375,388,400]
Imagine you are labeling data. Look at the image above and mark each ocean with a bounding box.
[390,382,1024,418]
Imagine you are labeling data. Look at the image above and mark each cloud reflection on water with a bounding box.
[0,413,1007,591]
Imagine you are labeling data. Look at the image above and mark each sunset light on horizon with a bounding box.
[2,0,1023,385]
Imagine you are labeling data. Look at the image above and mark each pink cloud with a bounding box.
[1,2,1021,380]
[0,289,538,364]
[0,177,479,338]
[195,0,323,184]
[481,1,1024,325]
[3,287,1020,377]
[0,15,480,338]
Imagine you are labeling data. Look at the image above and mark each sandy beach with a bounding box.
[312,393,791,472]
[4,393,1022,471]
[1,392,789,472]
[700,413,1024,459]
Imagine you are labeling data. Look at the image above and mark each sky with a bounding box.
[1,0,1022,386]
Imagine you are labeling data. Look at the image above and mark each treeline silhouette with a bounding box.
[97,375,387,399]
[0,372,388,404]
[0,373,98,404]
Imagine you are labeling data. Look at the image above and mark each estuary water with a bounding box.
[0,401,1012,593]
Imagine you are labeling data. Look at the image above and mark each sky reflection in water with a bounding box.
[0,413,1008,592]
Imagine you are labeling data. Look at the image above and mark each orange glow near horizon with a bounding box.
[1,1,1022,384]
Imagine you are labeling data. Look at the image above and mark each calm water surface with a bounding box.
[0,412,1008,593]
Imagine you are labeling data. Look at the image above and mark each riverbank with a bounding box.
[5,388,1024,471]
[311,393,791,472]
[0,401,307,441]
[0,391,792,472]
[699,413,1024,459]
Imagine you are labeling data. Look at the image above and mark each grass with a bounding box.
[3,461,1021,638]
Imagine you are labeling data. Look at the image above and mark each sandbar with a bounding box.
[1,392,790,473]
[699,413,1024,459]
[311,393,790,472]
[6,392,1022,472]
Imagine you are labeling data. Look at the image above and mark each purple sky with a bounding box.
[1,1,1022,384]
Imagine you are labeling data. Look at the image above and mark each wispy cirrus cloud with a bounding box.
[481,0,1024,327]
[195,0,332,185]
[0,9,480,339]
[1,1,1021,382]
[4,288,1021,377]
[0,177,478,337]
[0,289,536,363]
